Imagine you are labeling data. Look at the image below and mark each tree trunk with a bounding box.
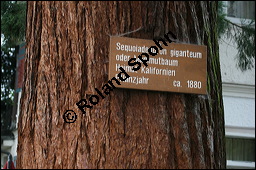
[17,1,226,169]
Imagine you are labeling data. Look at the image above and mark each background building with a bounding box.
[220,1,255,169]
[1,43,25,168]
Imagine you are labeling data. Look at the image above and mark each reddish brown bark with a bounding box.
[17,1,225,169]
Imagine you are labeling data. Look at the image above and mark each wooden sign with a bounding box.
[109,36,207,94]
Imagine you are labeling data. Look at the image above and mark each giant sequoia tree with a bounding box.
[17,1,226,169]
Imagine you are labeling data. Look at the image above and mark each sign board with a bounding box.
[109,36,207,94]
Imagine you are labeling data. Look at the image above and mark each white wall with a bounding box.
[219,35,255,85]
[223,95,255,128]
[219,34,255,132]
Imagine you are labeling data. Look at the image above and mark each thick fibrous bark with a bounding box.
[17,1,225,169]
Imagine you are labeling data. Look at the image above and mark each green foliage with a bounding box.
[1,1,26,47]
[1,47,17,130]
[1,1,26,97]
[234,21,255,71]
[217,2,255,71]
[1,1,26,130]
[1,47,16,100]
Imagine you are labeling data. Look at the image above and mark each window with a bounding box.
[226,137,255,169]
[226,137,255,162]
